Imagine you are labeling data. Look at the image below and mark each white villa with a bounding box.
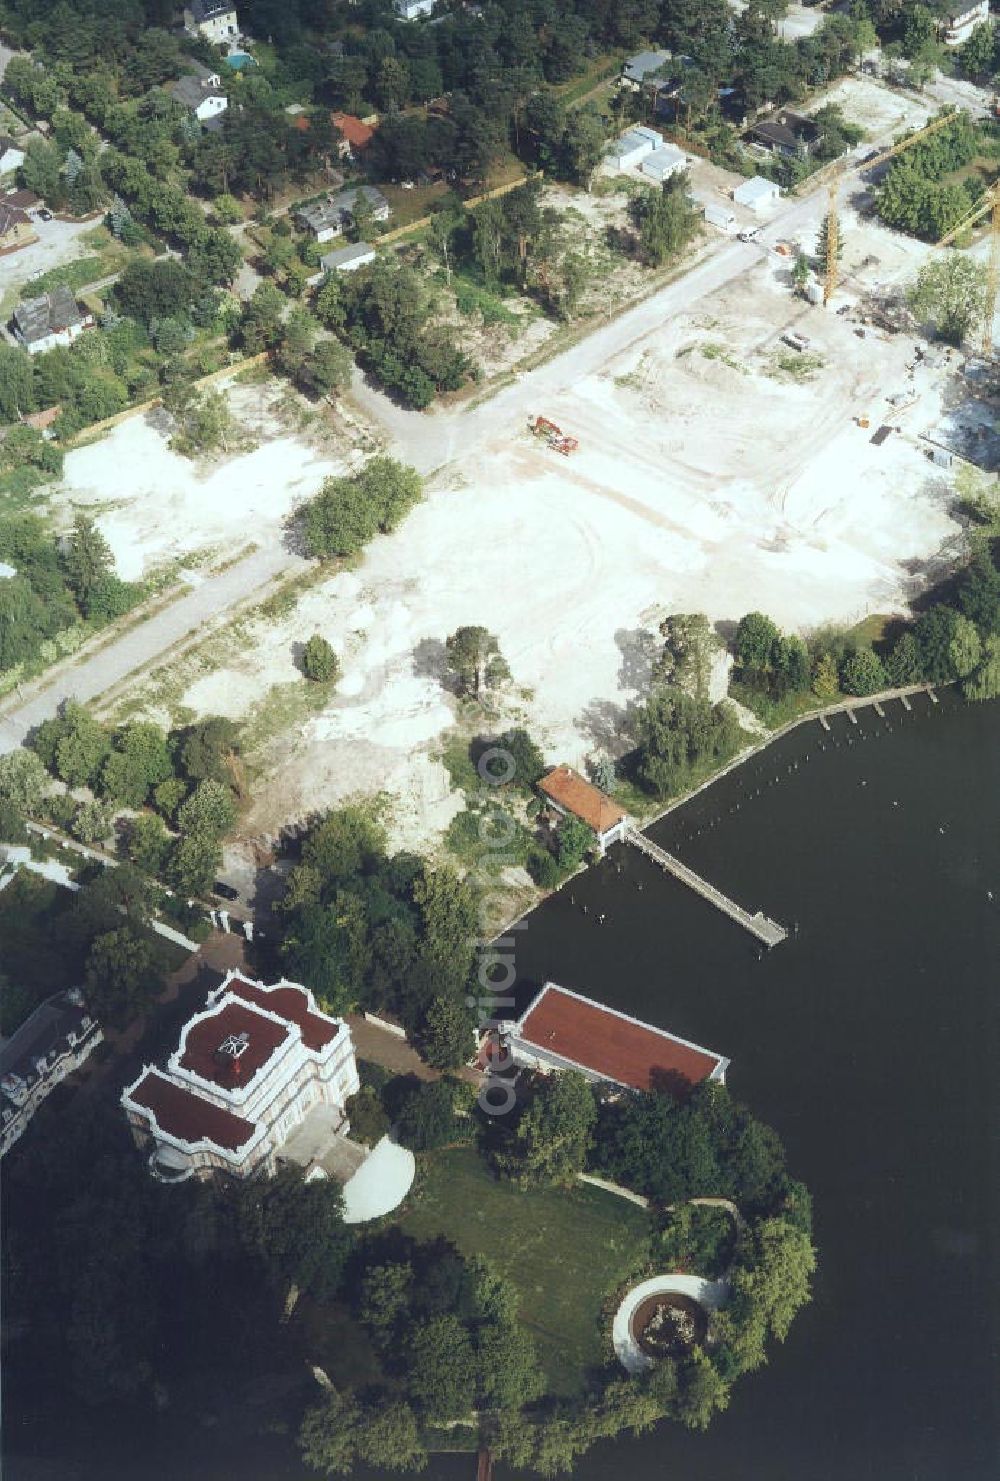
[122,972,360,1183]
[1,989,103,1157]
[184,0,239,45]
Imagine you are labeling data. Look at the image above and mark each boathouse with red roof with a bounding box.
[506,982,728,1095]
[537,765,629,854]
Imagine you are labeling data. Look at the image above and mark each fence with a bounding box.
[374,173,532,245]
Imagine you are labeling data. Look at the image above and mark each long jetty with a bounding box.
[624,827,788,947]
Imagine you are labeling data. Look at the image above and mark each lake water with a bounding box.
[7,693,998,1481]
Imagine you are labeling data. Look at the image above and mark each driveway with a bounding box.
[0,216,101,305]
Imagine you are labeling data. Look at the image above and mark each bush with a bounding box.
[345,1085,391,1146]
[839,648,886,697]
[526,845,562,888]
[71,798,115,846]
[301,633,340,683]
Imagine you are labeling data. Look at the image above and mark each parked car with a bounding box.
[37,208,52,221]
[781,330,811,352]
[212,880,240,901]
[738,226,761,243]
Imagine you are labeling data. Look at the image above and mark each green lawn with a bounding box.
[397,1145,652,1395]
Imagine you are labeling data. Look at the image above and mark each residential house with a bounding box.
[331,112,376,159]
[169,70,228,125]
[0,136,25,176]
[321,242,377,273]
[641,143,689,183]
[621,50,673,90]
[184,0,239,44]
[121,971,361,1182]
[733,175,780,211]
[608,124,663,172]
[498,982,729,1095]
[537,764,629,855]
[1,989,103,1158]
[11,286,93,353]
[295,185,390,242]
[0,203,33,252]
[746,108,820,159]
[941,1,989,44]
[394,0,437,17]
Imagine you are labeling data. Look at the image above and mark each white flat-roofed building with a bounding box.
[733,175,780,211]
[609,125,663,171]
[641,143,688,183]
[941,1,989,44]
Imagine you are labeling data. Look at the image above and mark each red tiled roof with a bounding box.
[129,1070,256,1153]
[227,978,341,1053]
[517,984,724,1094]
[538,766,626,835]
[331,112,374,150]
[178,1000,289,1089]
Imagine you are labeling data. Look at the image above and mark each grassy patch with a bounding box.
[728,680,826,730]
[437,731,480,795]
[443,800,536,875]
[396,1144,652,1395]
[453,278,520,328]
[766,351,825,381]
[699,341,747,373]
[238,674,337,761]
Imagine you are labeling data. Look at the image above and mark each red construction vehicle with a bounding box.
[530,415,579,455]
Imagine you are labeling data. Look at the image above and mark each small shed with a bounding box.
[640,143,687,183]
[733,175,780,211]
[702,201,736,233]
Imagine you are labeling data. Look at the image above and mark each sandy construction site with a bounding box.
[89,234,969,853]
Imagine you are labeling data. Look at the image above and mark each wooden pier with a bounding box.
[624,828,788,947]
[899,693,913,712]
[847,708,859,726]
[928,687,939,704]
[818,713,831,732]
[873,701,885,718]
[476,1449,494,1481]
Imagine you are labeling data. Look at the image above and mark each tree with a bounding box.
[240,1166,354,1300]
[299,1391,426,1475]
[412,863,479,996]
[735,611,780,676]
[811,651,840,701]
[397,1076,474,1150]
[70,798,115,846]
[635,687,742,797]
[240,281,285,353]
[839,647,886,697]
[445,626,510,698]
[477,1318,545,1412]
[630,177,699,266]
[53,703,111,788]
[654,613,723,699]
[561,104,606,186]
[909,255,988,346]
[301,634,340,683]
[176,779,236,840]
[956,550,1000,633]
[170,388,235,458]
[491,727,547,789]
[406,1313,477,1420]
[494,1070,596,1188]
[167,830,221,896]
[815,211,842,272]
[101,722,173,807]
[556,815,593,871]
[420,993,475,1070]
[304,460,423,559]
[673,1349,730,1430]
[360,1261,414,1335]
[914,604,961,682]
[720,1216,817,1370]
[963,634,1000,700]
[124,812,171,875]
[300,338,353,399]
[179,716,240,786]
[0,749,49,813]
[63,514,114,612]
[83,925,160,1027]
[885,632,923,687]
[948,613,981,678]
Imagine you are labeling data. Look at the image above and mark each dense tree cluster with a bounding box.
[303,456,423,558]
[875,110,982,242]
[633,686,743,798]
[0,514,139,675]
[278,804,478,1055]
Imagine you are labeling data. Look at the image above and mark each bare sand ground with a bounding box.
[117,251,963,853]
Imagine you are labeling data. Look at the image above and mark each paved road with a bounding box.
[0,543,304,752]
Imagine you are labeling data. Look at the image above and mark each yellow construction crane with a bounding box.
[934,183,1000,358]
[821,108,963,306]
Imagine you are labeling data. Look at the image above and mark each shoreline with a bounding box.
[487,680,945,949]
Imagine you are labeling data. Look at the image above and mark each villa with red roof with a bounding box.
[121,971,360,1182]
[503,982,728,1096]
[538,765,629,854]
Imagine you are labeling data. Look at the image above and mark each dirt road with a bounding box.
[0,543,305,752]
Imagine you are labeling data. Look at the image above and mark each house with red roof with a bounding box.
[502,982,728,1097]
[121,971,360,1182]
[331,111,376,159]
[537,764,629,855]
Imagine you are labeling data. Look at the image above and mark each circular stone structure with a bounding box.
[631,1290,708,1358]
[612,1274,728,1375]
